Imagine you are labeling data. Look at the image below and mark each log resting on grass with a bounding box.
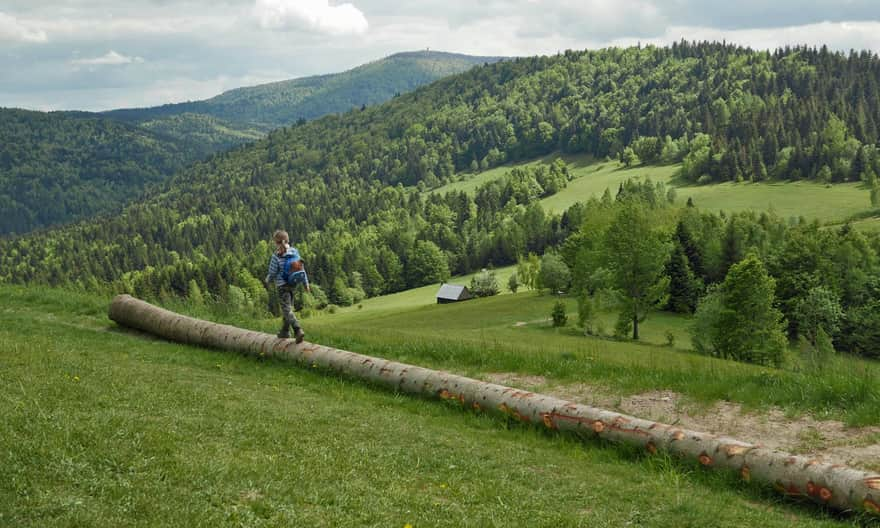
[109,294,880,515]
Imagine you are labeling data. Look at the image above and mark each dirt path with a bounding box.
[485,373,880,472]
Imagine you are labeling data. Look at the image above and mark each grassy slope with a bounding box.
[1,285,866,527]
[304,285,880,429]
[432,155,875,225]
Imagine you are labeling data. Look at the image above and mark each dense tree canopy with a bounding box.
[0,109,203,235]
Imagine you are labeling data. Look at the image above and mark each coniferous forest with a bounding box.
[0,109,204,235]
[4,42,880,360]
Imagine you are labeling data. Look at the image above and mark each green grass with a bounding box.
[432,154,876,224]
[303,290,880,428]
[333,265,517,315]
[539,162,680,214]
[429,153,596,196]
[671,179,872,224]
[2,284,875,526]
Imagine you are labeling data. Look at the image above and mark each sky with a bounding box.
[2,1,879,112]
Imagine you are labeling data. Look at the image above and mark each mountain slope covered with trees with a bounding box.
[3,42,880,359]
[0,108,205,235]
[103,50,504,139]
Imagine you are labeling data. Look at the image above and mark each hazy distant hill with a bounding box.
[104,50,505,138]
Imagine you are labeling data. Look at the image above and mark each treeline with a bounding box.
[0,109,205,235]
[0,159,575,311]
[0,52,505,236]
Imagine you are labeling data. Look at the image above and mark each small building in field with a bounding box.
[436,283,473,304]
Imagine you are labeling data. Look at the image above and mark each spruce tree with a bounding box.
[674,220,705,279]
[665,244,702,313]
[714,254,788,366]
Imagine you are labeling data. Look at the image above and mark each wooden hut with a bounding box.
[436,283,473,304]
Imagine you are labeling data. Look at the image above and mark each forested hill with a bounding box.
[0,108,205,236]
[0,51,501,236]
[3,42,880,310]
[103,50,504,135]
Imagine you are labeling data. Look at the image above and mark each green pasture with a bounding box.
[4,285,869,526]
[672,179,872,224]
[305,289,880,430]
[429,153,596,196]
[333,266,517,315]
[433,155,876,225]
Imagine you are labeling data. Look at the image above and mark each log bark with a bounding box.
[109,294,880,515]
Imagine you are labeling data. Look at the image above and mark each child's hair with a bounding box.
[273,230,289,245]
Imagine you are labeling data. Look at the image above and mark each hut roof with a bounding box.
[436,283,471,300]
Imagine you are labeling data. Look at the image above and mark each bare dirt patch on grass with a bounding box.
[484,373,880,471]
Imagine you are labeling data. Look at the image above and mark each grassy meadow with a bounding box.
[3,284,878,527]
[433,154,878,226]
[305,284,880,429]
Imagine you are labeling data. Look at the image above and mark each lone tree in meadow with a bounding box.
[537,252,571,294]
[469,269,500,297]
[604,201,669,340]
[692,253,788,367]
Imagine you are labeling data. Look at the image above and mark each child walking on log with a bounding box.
[265,230,310,343]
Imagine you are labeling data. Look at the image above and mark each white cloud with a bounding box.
[0,12,47,43]
[1,71,294,112]
[523,0,667,40]
[254,0,368,35]
[4,1,880,112]
[71,50,144,66]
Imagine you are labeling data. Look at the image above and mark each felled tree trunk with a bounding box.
[109,294,880,516]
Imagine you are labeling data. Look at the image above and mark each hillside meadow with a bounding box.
[2,284,878,527]
[433,155,877,226]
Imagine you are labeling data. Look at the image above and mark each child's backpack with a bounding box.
[281,248,307,285]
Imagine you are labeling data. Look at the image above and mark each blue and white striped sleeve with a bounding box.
[265,254,279,283]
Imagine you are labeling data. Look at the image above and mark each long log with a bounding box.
[109,294,880,515]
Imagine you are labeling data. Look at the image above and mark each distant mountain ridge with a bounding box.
[103,50,506,132]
